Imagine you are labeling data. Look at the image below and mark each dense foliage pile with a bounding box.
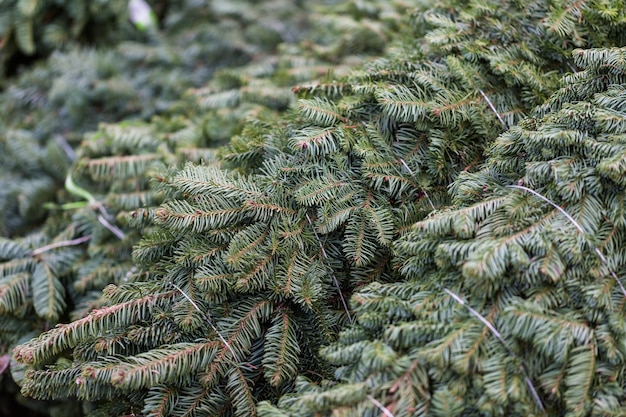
[3,0,626,416]
[262,45,626,417]
[0,0,411,415]
[2,0,368,237]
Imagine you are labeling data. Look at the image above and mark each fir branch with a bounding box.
[103,341,221,391]
[297,98,347,126]
[443,288,545,411]
[508,184,626,298]
[226,365,257,417]
[263,310,300,387]
[14,289,178,365]
[31,261,67,321]
[0,272,30,314]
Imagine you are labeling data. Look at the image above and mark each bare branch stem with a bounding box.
[306,213,353,323]
[444,288,545,411]
[97,215,126,240]
[479,89,507,129]
[170,283,239,361]
[367,395,395,417]
[31,235,92,256]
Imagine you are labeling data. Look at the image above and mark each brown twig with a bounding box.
[31,235,92,256]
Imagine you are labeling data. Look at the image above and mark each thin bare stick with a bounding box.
[525,375,546,412]
[54,134,76,161]
[567,62,578,74]
[170,282,239,361]
[508,185,626,298]
[0,354,9,375]
[399,158,435,211]
[94,200,113,219]
[479,89,507,129]
[367,395,395,417]
[444,289,503,340]
[31,235,92,256]
[306,213,353,323]
[508,185,583,233]
[97,215,126,240]
[444,288,545,411]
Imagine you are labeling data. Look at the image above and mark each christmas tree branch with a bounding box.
[508,184,626,298]
[444,288,545,411]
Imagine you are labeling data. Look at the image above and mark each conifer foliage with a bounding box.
[2,0,320,358]
[261,47,626,417]
[0,0,241,237]
[1,1,413,415]
[5,0,626,416]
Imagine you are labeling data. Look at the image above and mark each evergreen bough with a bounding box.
[1,1,413,415]
[0,0,409,353]
[260,45,626,417]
